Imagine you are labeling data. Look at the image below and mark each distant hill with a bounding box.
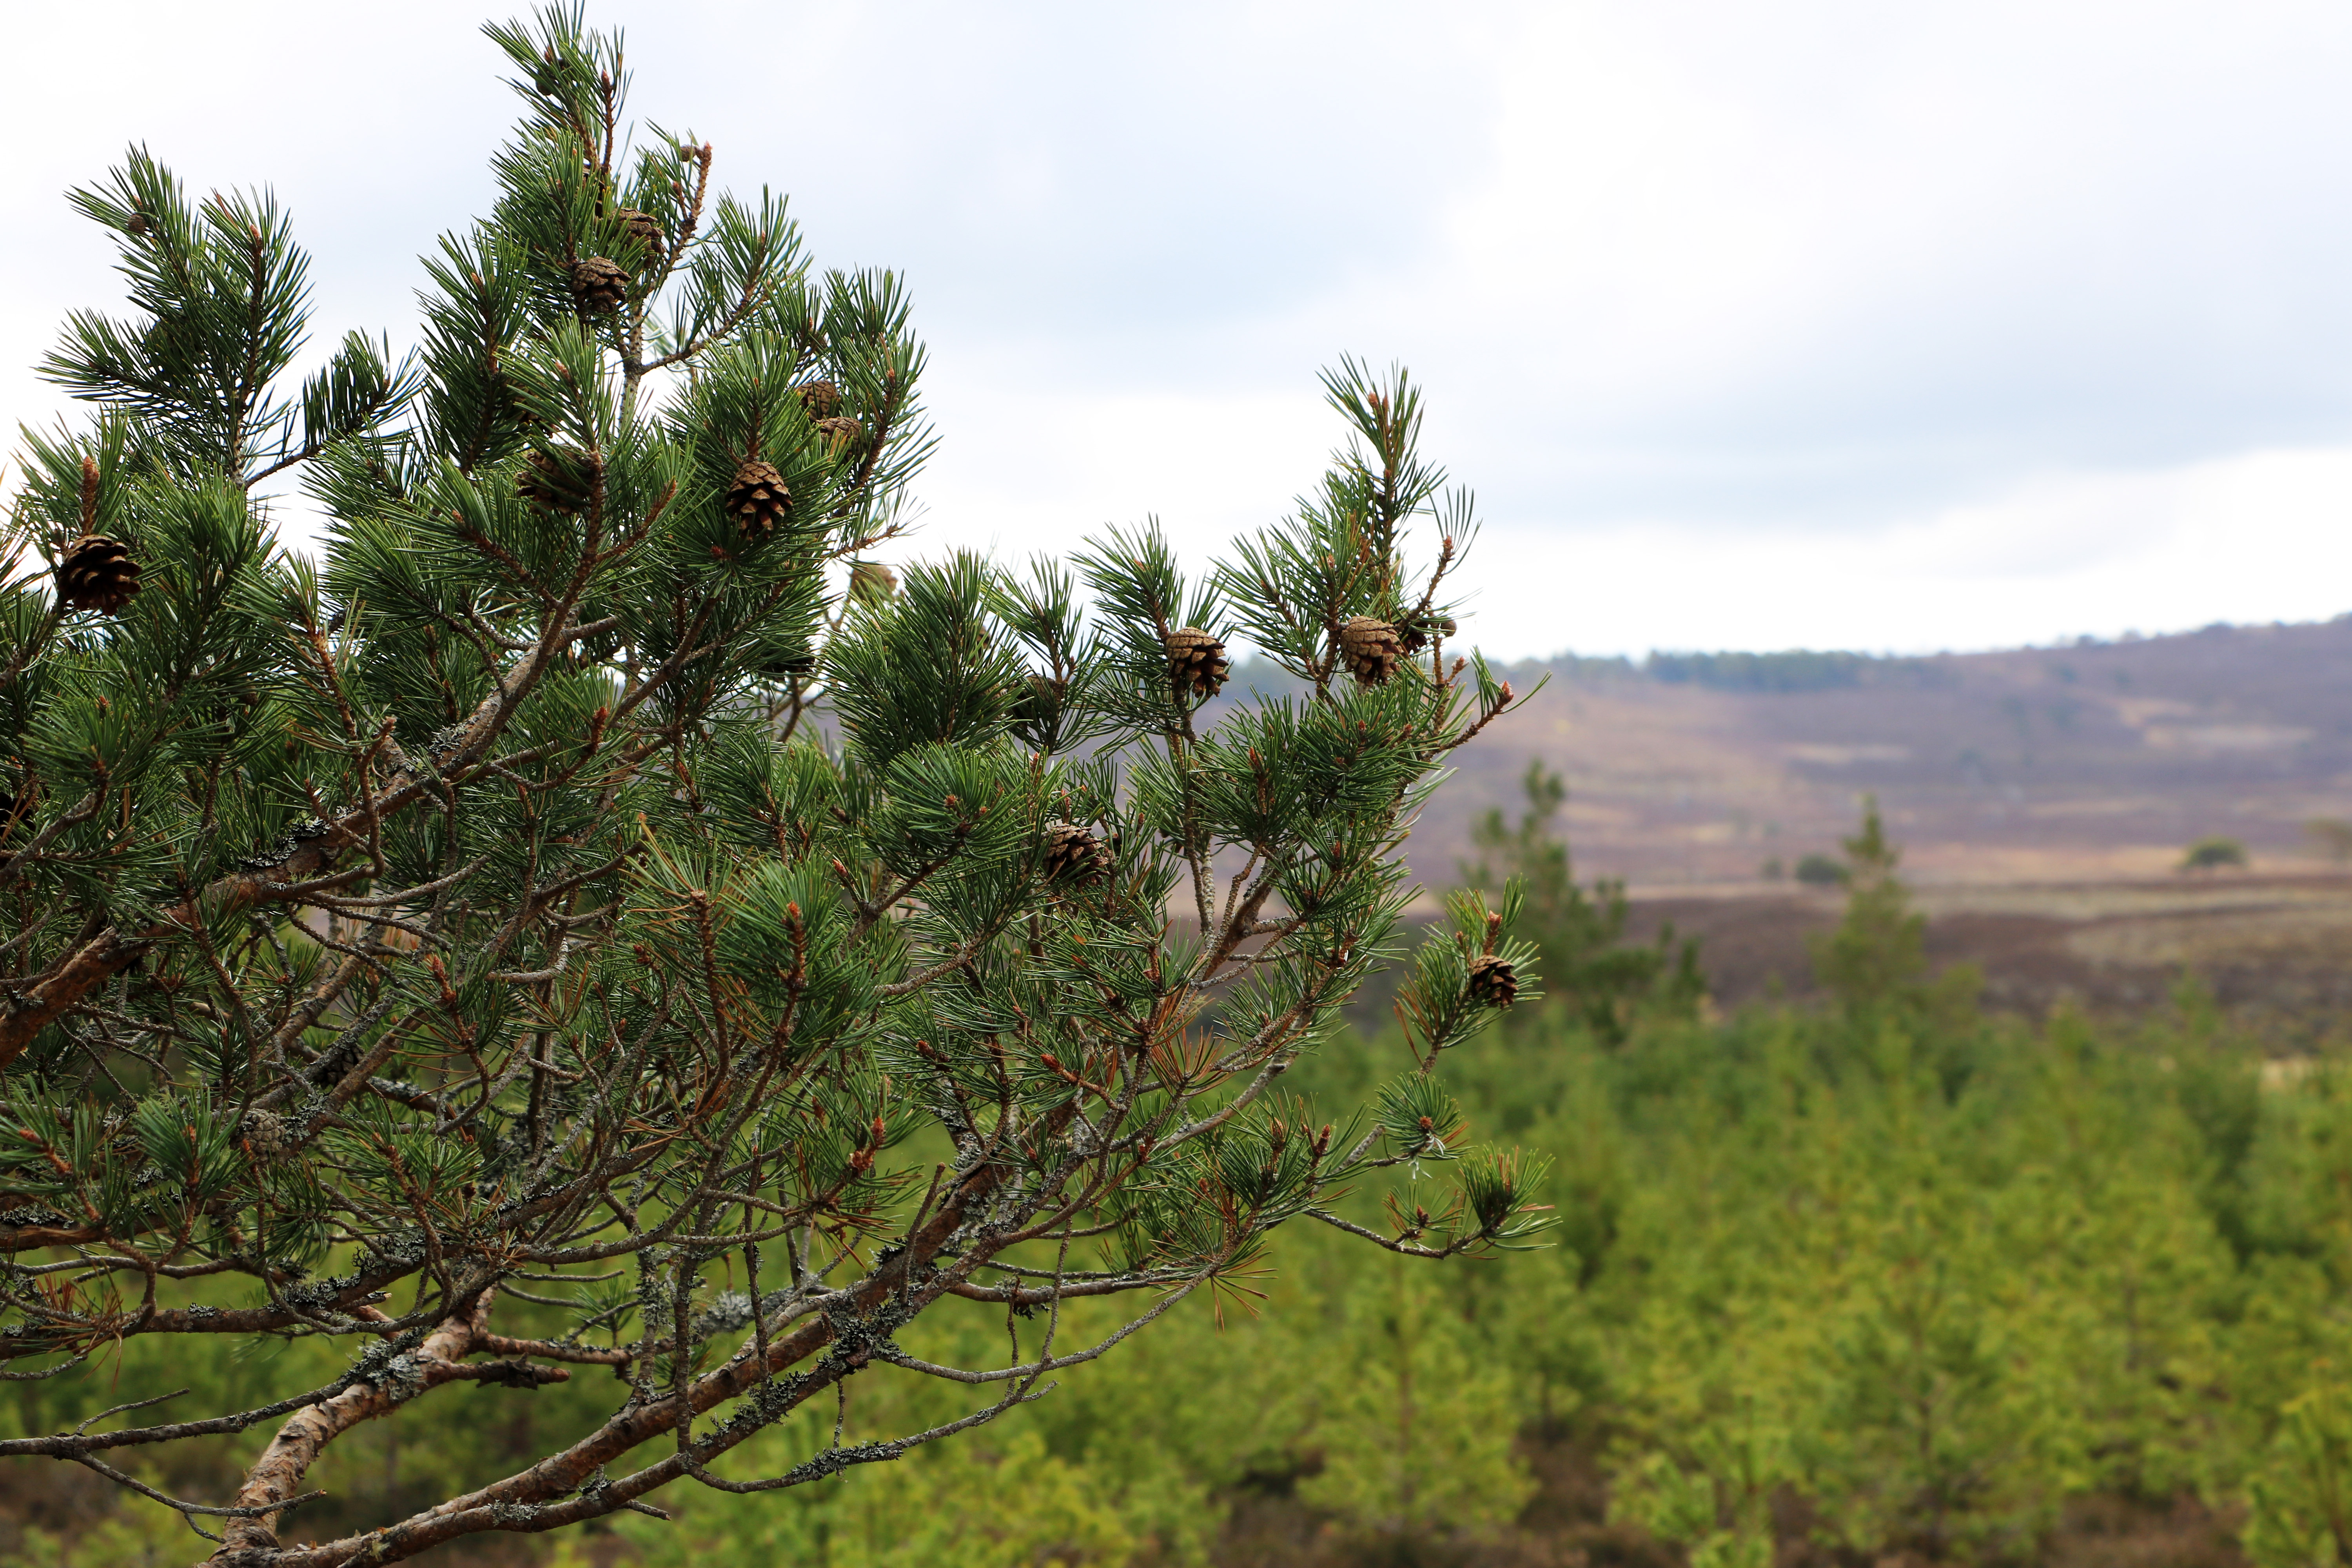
[1279,616,2352,892]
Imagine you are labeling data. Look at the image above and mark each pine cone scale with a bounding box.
[518,445,596,513]
[797,381,842,421]
[613,208,666,267]
[815,416,865,459]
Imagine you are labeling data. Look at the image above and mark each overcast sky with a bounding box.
[6,1,2352,659]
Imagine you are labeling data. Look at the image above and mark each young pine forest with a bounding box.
[11,775,2352,1568]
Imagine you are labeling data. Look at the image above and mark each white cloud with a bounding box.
[7,1,2352,657]
[1477,445,2352,658]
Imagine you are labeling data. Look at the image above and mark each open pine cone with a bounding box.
[726,460,791,536]
[797,380,843,421]
[1042,821,1114,887]
[1339,615,1403,686]
[56,534,142,615]
[517,445,596,514]
[568,255,631,313]
[1466,953,1518,1009]
[1165,627,1230,699]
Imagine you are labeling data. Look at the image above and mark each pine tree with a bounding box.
[0,9,1542,1561]
[1812,797,1981,1037]
[1812,796,1929,1013]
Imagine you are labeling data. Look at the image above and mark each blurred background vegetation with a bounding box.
[11,777,2352,1568]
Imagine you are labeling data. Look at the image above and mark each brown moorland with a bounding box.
[1284,615,2352,1029]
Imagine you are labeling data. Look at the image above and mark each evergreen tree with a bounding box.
[0,10,1541,1562]
[1811,797,1981,1042]
[1812,797,1928,1013]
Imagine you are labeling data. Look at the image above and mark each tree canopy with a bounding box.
[0,8,1539,1563]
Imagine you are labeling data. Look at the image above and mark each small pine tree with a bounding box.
[1812,797,1927,1012]
[0,11,1546,1561]
[1459,758,1701,1046]
[1811,797,1980,1030]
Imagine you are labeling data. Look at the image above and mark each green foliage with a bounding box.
[1612,1398,1789,1568]
[2249,1383,2352,1568]
[1794,850,1848,886]
[22,11,2347,1567]
[1460,758,1700,1044]
[21,950,2352,1566]
[1293,1265,1536,1536]
[2184,835,2252,872]
[1812,797,1921,1001]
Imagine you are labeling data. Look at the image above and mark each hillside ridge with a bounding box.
[1342,613,2352,891]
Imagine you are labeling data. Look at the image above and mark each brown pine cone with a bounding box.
[1396,612,1458,655]
[727,460,791,536]
[239,1110,290,1160]
[1339,615,1403,686]
[815,415,865,458]
[1042,821,1114,887]
[517,445,597,514]
[848,561,898,606]
[797,381,842,420]
[56,534,143,615]
[613,208,666,265]
[758,645,819,682]
[1165,627,1230,699]
[1012,673,1063,730]
[568,255,631,313]
[1466,953,1518,1009]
